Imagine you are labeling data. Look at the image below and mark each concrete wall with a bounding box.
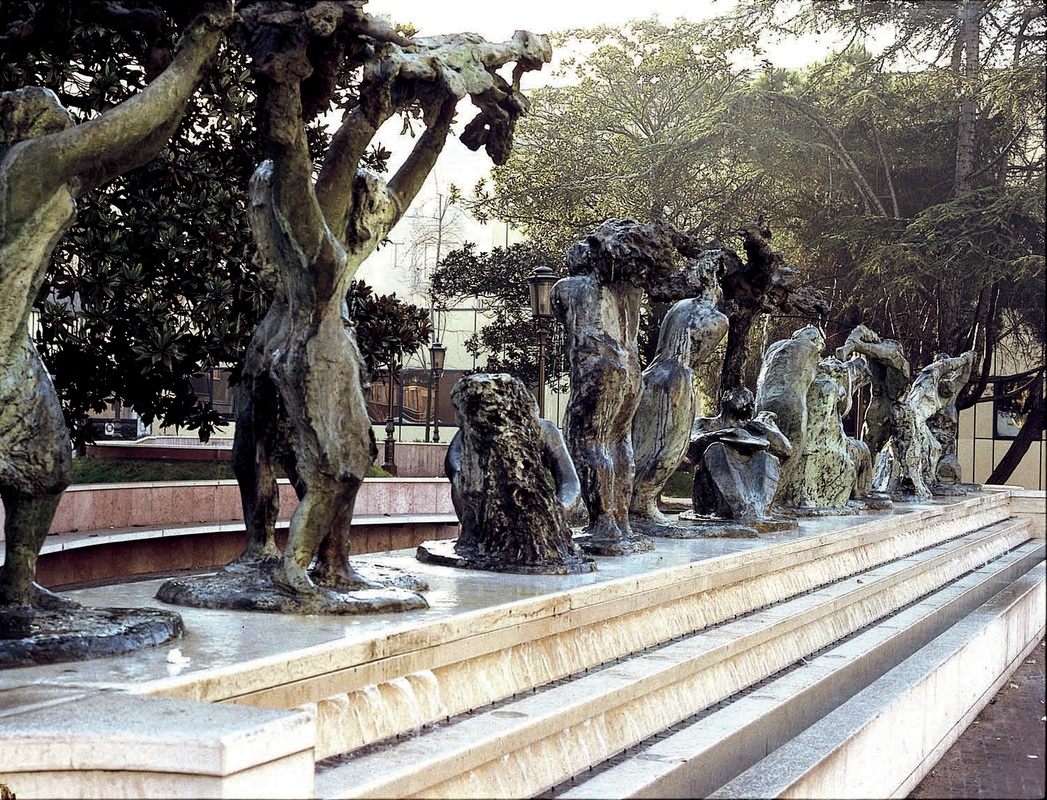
[374,440,449,478]
[33,518,459,590]
[0,478,453,536]
[87,440,450,478]
[1009,489,1046,539]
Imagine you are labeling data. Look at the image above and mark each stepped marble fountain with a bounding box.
[2,9,1042,792]
[3,213,1044,798]
[1,487,1042,798]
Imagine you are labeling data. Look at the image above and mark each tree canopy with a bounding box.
[729,1,1046,371]
[463,16,829,388]
[472,17,760,252]
[464,3,1044,479]
[430,241,562,390]
[727,0,1045,473]
[347,279,431,375]
[2,0,429,445]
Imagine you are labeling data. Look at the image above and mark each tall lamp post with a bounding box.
[528,265,558,419]
[430,341,447,443]
[381,361,398,476]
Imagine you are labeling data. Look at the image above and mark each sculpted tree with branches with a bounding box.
[720,217,829,392]
[229,0,551,599]
[0,1,232,608]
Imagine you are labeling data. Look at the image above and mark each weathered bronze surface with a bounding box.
[755,326,825,509]
[420,374,594,575]
[876,350,977,499]
[553,219,701,556]
[688,388,794,527]
[1,5,231,662]
[197,2,551,608]
[630,253,729,531]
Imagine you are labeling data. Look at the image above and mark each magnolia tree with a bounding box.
[3,1,435,448]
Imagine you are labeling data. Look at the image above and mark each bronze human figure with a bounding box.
[552,218,699,555]
[630,263,729,528]
[0,6,230,607]
[928,350,976,490]
[754,325,825,508]
[421,373,593,575]
[882,350,977,499]
[798,356,873,510]
[688,388,792,523]
[836,324,911,474]
[226,1,551,600]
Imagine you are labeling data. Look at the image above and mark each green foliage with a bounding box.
[733,6,1046,380]
[2,4,265,445]
[33,42,264,446]
[473,3,1043,425]
[346,279,432,375]
[72,457,236,484]
[473,17,761,252]
[71,457,390,484]
[3,3,430,446]
[460,18,778,385]
[430,241,564,389]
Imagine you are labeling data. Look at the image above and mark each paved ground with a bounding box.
[910,637,1045,799]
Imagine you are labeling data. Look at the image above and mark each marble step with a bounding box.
[552,538,1045,799]
[708,555,1046,799]
[313,516,1033,799]
[274,494,1015,760]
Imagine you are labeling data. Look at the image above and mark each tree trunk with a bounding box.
[954,0,982,199]
[987,386,1045,485]
[957,281,999,410]
[720,312,756,393]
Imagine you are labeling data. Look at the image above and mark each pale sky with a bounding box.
[365,0,729,42]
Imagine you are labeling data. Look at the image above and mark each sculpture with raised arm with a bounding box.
[419,373,593,575]
[0,3,230,611]
[157,0,551,612]
[719,217,828,391]
[928,350,976,491]
[835,324,910,498]
[0,3,230,666]
[878,350,977,500]
[630,250,729,532]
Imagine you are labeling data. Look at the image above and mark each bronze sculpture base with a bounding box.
[417,539,597,575]
[0,605,183,669]
[156,561,428,615]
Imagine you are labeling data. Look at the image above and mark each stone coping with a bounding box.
[98,436,236,449]
[1,689,314,775]
[23,515,458,558]
[137,491,1020,708]
[85,439,451,477]
[0,489,1028,693]
[0,476,454,541]
[64,477,449,489]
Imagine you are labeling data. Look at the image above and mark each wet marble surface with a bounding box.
[0,496,980,692]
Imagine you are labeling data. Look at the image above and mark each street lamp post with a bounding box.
[528,265,558,419]
[381,362,398,476]
[430,341,447,443]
